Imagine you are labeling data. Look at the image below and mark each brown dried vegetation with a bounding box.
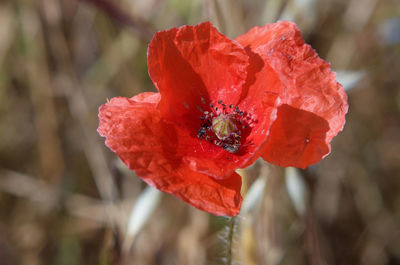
[0,0,399,264]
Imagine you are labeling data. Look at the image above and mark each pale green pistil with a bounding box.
[211,114,237,140]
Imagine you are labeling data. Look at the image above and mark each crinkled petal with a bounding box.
[235,45,282,169]
[261,104,330,168]
[173,22,249,105]
[98,93,242,216]
[147,27,207,126]
[148,22,248,121]
[142,165,243,216]
[237,21,348,168]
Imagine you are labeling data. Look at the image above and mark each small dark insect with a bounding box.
[197,126,207,138]
[229,104,233,108]
[218,100,222,104]
[223,143,240,153]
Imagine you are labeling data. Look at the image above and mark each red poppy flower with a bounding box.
[98,21,348,216]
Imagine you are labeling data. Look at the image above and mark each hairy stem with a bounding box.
[226,216,236,265]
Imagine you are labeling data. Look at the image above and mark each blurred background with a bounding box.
[0,0,400,264]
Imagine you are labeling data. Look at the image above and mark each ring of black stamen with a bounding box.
[197,99,253,154]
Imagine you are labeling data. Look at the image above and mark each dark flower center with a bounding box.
[197,100,249,153]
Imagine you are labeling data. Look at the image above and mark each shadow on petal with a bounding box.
[262,104,330,169]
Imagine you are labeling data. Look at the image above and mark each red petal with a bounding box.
[261,104,330,168]
[174,22,249,105]
[147,22,249,126]
[147,27,206,126]
[98,93,242,216]
[237,21,348,168]
[142,166,242,217]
